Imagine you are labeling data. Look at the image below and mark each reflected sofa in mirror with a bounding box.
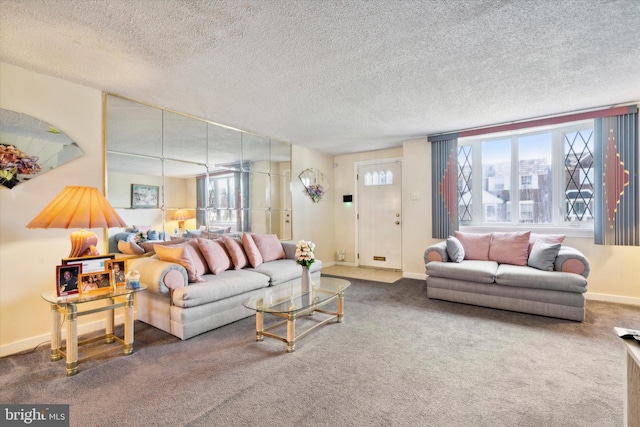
[104,93,292,251]
[0,108,83,189]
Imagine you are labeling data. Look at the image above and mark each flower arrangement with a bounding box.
[0,144,42,189]
[305,183,324,203]
[295,240,316,268]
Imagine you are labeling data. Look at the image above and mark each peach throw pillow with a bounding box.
[154,243,206,283]
[242,233,263,268]
[252,233,285,262]
[221,236,249,270]
[454,232,492,261]
[488,231,531,266]
[196,238,231,274]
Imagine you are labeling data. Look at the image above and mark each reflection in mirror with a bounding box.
[0,108,83,189]
[105,94,292,242]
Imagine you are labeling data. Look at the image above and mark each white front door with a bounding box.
[357,160,402,269]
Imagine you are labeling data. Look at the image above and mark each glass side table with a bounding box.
[41,286,146,376]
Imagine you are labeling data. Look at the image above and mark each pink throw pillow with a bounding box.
[489,231,531,266]
[221,235,249,270]
[196,238,231,274]
[154,243,206,283]
[118,239,144,255]
[242,233,263,268]
[528,233,566,254]
[454,232,492,261]
[251,233,285,262]
[186,239,210,275]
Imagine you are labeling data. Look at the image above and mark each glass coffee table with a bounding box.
[243,276,350,353]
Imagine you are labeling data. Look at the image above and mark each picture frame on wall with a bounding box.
[56,264,81,298]
[105,259,127,289]
[131,184,159,208]
[79,271,113,295]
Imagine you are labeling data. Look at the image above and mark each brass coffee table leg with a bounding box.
[337,291,345,323]
[286,312,296,353]
[49,304,63,361]
[255,311,264,342]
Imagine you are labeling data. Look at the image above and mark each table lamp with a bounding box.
[171,209,194,233]
[26,186,128,257]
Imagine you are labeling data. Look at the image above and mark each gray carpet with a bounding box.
[1,277,639,427]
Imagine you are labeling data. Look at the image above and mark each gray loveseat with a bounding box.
[128,239,322,339]
[424,231,590,321]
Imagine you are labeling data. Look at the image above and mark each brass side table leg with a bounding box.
[337,291,345,323]
[255,311,264,342]
[66,304,79,376]
[123,293,134,355]
[286,312,296,353]
[105,297,115,343]
[49,304,62,361]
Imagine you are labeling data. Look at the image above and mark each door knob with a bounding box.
[395,221,400,225]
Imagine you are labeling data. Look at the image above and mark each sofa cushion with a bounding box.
[154,243,206,283]
[196,238,231,274]
[140,238,187,253]
[489,231,530,266]
[446,236,464,263]
[495,264,587,293]
[221,236,249,270]
[171,269,270,308]
[528,240,561,271]
[248,258,323,286]
[528,233,566,254]
[252,233,286,262]
[454,232,492,261]
[426,260,498,284]
[118,239,144,255]
[242,233,263,267]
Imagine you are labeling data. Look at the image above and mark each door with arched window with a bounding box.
[357,160,402,270]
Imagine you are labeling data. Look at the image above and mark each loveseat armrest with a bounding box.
[281,241,297,260]
[424,241,450,265]
[554,246,590,278]
[128,256,188,296]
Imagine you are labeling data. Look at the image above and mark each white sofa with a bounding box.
[424,231,590,321]
[128,239,322,339]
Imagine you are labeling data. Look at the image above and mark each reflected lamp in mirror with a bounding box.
[171,209,195,232]
[0,108,84,189]
[26,186,128,257]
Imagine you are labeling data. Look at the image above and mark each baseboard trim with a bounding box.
[585,292,640,306]
[403,272,427,280]
[0,313,128,358]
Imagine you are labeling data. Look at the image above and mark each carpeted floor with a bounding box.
[1,277,639,426]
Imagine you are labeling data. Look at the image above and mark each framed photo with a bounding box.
[62,254,115,273]
[105,259,127,289]
[56,264,81,297]
[79,271,113,295]
[131,184,159,208]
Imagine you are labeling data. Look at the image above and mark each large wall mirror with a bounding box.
[104,94,292,246]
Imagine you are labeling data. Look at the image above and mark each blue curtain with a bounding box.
[429,135,458,239]
[594,106,639,245]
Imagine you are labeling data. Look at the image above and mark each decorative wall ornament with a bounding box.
[298,168,329,203]
[0,108,84,189]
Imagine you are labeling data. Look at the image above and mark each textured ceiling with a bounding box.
[1,0,640,156]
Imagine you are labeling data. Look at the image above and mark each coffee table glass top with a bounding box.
[41,286,147,305]
[243,276,350,314]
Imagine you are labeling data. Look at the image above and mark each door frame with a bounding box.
[354,157,403,268]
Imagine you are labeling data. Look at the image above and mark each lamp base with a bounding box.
[68,229,100,258]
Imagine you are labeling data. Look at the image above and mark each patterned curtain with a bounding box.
[429,135,458,239]
[594,106,639,245]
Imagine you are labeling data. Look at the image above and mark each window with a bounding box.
[364,170,394,186]
[458,120,594,228]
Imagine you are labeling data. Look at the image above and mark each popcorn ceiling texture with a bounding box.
[1,0,639,155]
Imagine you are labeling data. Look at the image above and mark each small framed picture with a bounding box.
[131,184,159,208]
[56,264,81,297]
[62,254,115,274]
[106,259,127,289]
[79,271,113,295]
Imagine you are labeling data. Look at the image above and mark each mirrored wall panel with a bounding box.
[105,94,292,241]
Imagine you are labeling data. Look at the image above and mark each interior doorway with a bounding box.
[356,159,402,270]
